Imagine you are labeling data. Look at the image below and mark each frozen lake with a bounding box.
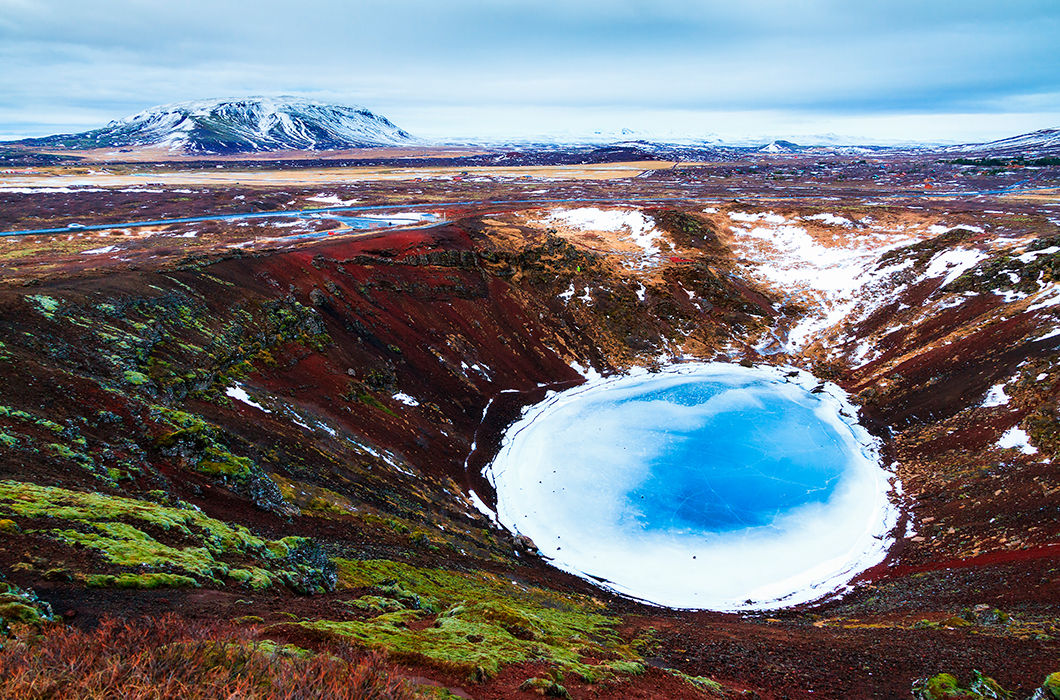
[485,363,898,610]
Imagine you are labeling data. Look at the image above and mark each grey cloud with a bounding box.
[1,0,1058,141]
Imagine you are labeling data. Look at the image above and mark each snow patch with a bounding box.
[729,211,787,224]
[804,213,853,227]
[981,384,1010,408]
[392,392,420,407]
[1018,246,1060,264]
[569,360,603,382]
[467,490,500,525]
[305,193,359,207]
[543,208,665,269]
[997,426,1037,455]
[1028,284,1060,311]
[727,216,914,351]
[923,248,988,287]
[225,385,271,413]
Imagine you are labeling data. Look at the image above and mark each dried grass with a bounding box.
[0,614,416,699]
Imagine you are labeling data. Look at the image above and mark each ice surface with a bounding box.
[486,363,898,610]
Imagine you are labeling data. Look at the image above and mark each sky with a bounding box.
[1,0,1059,144]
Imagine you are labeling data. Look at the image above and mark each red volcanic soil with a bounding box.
[0,167,1058,698]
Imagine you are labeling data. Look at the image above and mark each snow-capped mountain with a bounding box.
[19,97,415,154]
[759,139,804,154]
[945,128,1060,157]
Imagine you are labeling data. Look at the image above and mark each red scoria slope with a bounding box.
[0,199,1057,699]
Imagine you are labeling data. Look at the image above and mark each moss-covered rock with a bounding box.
[86,572,199,589]
[0,580,55,632]
[297,559,639,683]
[0,480,334,594]
[520,677,572,698]
[913,670,1011,700]
[1031,673,1060,700]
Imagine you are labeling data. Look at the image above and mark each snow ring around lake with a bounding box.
[484,363,899,611]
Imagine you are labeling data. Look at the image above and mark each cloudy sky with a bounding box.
[1,0,1058,144]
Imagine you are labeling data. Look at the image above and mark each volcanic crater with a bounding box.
[0,160,1058,698]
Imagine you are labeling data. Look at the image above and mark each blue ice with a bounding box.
[619,381,847,533]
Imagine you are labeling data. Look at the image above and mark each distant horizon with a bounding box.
[3,1,1059,148]
[1,94,1057,149]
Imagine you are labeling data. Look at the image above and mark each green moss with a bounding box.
[0,601,43,625]
[915,673,961,699]
[265,536,310,559]
[0,433,15,448]
[362,514,412,535]
[1043,672,1060,700]
[197,446,255,479]
[0,480,331,593]
[300,614,536,680]
[0,480,263,549]
[228,567,275,589]
[46,443,95,470]
[0,584,54,629]
[234,615,265,624]
[272,474,359,518]
[25,294,60,318]
[347,595,406,613]
[0,405,64,433]
[606,660,645,676]
[123,370,149,385]
[303,559,632,682]
[520,677,571,698]
[670,671,723,694]
[153,406,264,483]
[50,525,226,579]
[914,671,1012,700]
[85,572,199,589]
[0,519,18,533]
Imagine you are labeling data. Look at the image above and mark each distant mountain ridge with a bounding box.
[6,99,1059,159]
[944,128,1060,157]
[16,97,414,154]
